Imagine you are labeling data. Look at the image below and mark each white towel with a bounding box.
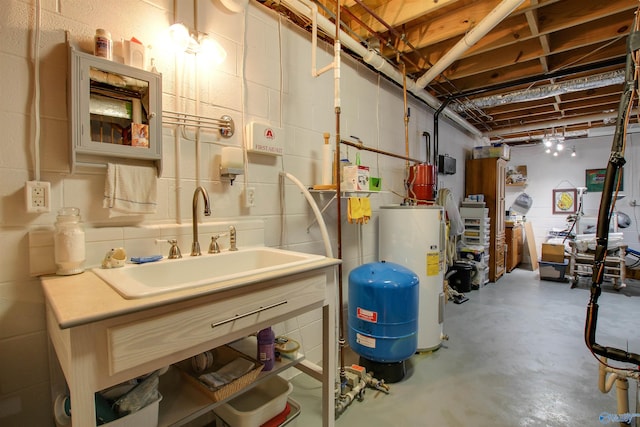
[103,163,158,215]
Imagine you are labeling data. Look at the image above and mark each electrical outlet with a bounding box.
[245,187,256,208]
[25,181,51,213]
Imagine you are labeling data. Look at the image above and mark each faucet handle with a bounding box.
[208,233,228,254]
[229,226,238,251]
[156,239,183,259]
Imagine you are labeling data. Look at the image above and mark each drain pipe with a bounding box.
[415,0,525,88]
[278,0,482,137]
[598,357,640,425]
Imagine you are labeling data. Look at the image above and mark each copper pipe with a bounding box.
[341,139,423,164]
[333,0,347,386]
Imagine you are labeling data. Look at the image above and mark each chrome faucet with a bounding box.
[191,186,211,256]
[229,225,238,251]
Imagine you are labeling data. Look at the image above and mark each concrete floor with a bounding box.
[287,268,640,426]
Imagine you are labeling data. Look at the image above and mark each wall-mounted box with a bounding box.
[438,155,456,174]
[246,122,284,156]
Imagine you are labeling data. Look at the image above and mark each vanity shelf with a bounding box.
[307,189,382,230]
[158,336,304,426]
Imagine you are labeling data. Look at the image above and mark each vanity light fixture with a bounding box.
[167,23,227,64]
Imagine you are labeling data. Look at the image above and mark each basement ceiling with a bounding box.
[260,0,639,145]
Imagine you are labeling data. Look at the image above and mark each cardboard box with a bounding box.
[343,165,369,191]
[542,243,565,263]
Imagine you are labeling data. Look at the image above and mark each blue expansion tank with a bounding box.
[348,261,419,363]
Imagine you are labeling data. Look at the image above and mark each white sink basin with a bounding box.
[93,247,326,299]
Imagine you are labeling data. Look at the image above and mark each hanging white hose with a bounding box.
[279,172,333,258]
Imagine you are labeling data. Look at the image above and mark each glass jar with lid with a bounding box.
[54,207,86,275]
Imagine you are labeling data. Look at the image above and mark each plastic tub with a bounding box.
[104,393,162,427]
[213,376,292,427]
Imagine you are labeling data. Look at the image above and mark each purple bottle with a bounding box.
[257,327,275,371]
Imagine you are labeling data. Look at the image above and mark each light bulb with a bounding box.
[543,138,552,147]
[545,148,551,153]
[168,23,191,52]
[556,142,564,151]
[571,147,576,157]
[199,37,227,64]
[553,151,558,157]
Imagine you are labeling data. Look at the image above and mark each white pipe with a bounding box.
[33,0,42,181]
[616,377,630,420]
[304,0,334,77]
[175,55,183,223]
[334,41,341,109]
[279,0,482,137]
[279,172,333,258]
[415,0,525,88]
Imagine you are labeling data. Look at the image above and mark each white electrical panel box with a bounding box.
[246,122,284,156]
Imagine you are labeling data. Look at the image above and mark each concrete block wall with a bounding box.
[0,0,474,424]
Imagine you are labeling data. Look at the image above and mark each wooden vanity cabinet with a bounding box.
[42,265,338,427]
[465,157,506,282]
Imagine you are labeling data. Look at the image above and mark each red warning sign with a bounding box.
[264,129,275,139]
[356,307,378,323]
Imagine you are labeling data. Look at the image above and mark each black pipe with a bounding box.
[433,98,452,191]
[422,131,431,165]
[584,30,640,366]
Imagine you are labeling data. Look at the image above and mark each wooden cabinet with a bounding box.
[505,223,523,272]
[465,157,506,282]
[69,45,163,173]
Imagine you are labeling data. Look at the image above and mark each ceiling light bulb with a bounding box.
[557,142,564,151]
[571,147,576,157]
[553,151,558,157]
[545,148,551,154]
[543,138,552,147]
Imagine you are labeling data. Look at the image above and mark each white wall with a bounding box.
[507,134,640,259]
[0,0,475,424]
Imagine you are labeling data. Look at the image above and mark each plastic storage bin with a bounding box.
[104,393,162,427]
[539,259,569,282]
[213,375,292,427]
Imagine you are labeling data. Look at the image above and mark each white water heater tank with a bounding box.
[379,205,445,351]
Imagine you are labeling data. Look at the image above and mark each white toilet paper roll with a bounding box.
[221,147,243,169]
[131,98,142,124]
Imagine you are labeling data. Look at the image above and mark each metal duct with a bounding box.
[487,112,618,138]
[493,130,588,144]
[451,70,625,112]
